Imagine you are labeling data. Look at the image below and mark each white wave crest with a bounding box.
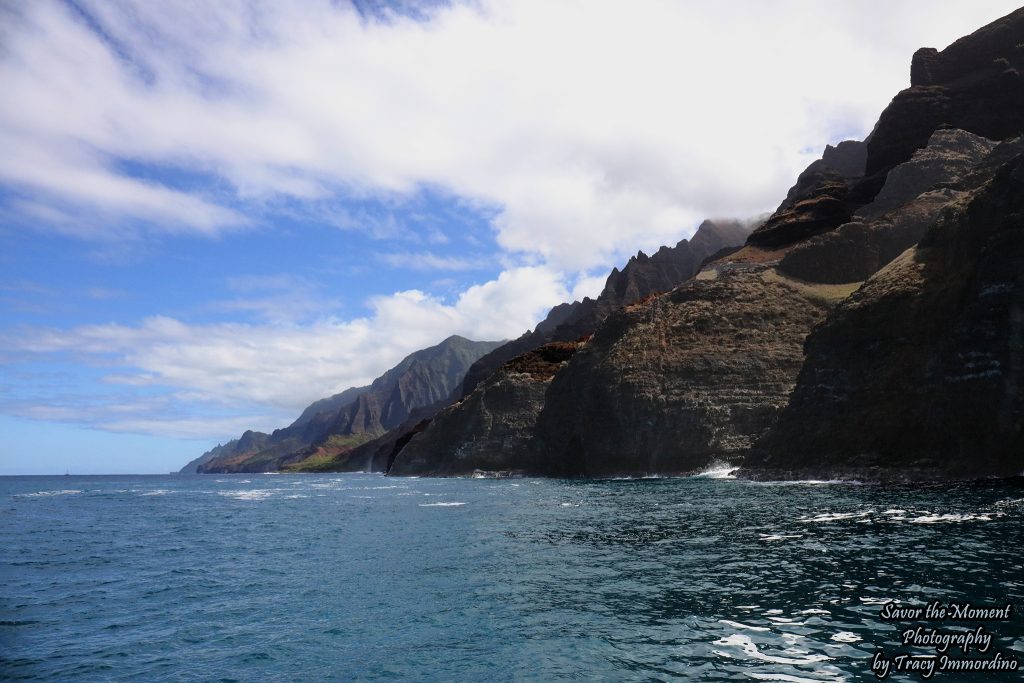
[712,633,830,665]
[798,510,873,523]
[218,489,275,500]
[909,513,992,523]
[17,489,82,497]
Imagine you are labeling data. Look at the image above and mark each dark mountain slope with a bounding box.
[748,7,1024,249]
[743,146,1024,481]
[192,336,502,473]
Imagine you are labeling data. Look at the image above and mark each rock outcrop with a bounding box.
[747,141,867,248]
[529,265,842,477]
[743,150,1024,480]
[867,9,1024,182]
[389,342,582,476]
[458,219,752,396]
[750,8,1024,251]
[777,129,997,284]
[179,430,270,474]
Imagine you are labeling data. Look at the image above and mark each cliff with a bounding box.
[191,335,502,473]
[389,342,583,476]
[458,219,752,397]
[529,265,846,477]
[776,129,997,284]
[743,146,1024,481]
[179,430,270,474]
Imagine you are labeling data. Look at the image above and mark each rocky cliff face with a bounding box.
[747,140,867,248]
[193,336,502,473]
[179,430,270,474]
[777,129,997,284]
[529,265,841,477]
[379,219,751,478]
[743,149,1024,480]
[750,8,1024,251]
[867,9,1024,182]
[389,342,582,476]
[458,219,752,397]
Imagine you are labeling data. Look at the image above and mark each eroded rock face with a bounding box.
[750,9,1024,250]
[747,141,867,248]
[459,219,751,396]
[530,266,834,477]
[856,129,996,220]
[389,342,582,476]
[862,9,1024,183]
[777,129,997,284]
[187,430,269,474]
[776,190,959,285]
[744,153,1024,481]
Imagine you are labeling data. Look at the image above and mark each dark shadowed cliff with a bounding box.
[389,341,583,476]
[530,268,841,477]
[743,146,1024,481]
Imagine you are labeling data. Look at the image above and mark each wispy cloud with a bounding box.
[86,287,126,300]
[207,273,341,324]
[1,265,562,438]
[376,251,488,272]
[3,0,1018,264]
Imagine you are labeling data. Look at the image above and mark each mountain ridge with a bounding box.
[183,335,502,473]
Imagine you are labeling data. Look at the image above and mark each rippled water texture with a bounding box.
[2,473,1023,680]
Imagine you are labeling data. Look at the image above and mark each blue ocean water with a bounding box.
[2,472,1023,681]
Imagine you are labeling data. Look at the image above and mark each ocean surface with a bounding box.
[2,472,1023,681]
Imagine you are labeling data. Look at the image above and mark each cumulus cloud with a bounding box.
[3,265,566,438]
[3,0,1019,260]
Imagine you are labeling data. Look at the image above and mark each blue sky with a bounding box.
[1,0,1020,474]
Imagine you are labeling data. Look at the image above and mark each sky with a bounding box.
[1,0,1021,475]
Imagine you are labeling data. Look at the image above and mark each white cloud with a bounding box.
[209,274,340,324]
[2,0,1019,259]
[3,265,566,438]
[570,273,609,302]
[376,251,487,271]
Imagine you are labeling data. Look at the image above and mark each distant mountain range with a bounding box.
[181,335,503,473]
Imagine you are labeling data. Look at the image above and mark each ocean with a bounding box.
[2,472,1022,681]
